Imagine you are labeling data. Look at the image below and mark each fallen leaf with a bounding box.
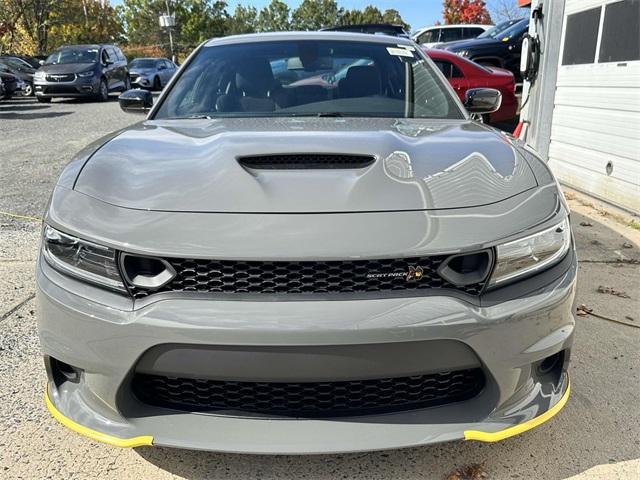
[597,285,631,299]
[580,221,593,227]
[622,242,634,249]
[446,463,489,480]
[625,316,635,322]
[576,304,593,316]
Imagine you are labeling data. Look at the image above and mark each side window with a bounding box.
[463,27,483,39]
[441,28,463,42]
[106,48,117,63]
[433,60,463,79]
[599,0,640,63]
[418,29,440,44]
[116,48,126,62]
[561,7,601,65]
[101,49,109,64]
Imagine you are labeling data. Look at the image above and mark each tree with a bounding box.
[256,0,290,32]
[442,0,492,25]
[120,0,227,53]
[0,0,56,55]
[48,0,124,47]
[490,0,525,22]
[291,0,340,30]
[382,8,410,30]
[226,4,258,35]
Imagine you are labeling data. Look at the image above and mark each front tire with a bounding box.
[153,76,161,91]
[22,83,34,96]
[122,76,131,92]
[96,78,109,102]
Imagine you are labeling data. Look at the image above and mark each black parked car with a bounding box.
[443,18,529,81]
[34,44,129,103]
[0,70,19,99]
[2,54,42,69]
[322,23,410,38]
[0,57,35,96]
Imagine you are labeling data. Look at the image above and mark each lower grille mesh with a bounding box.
[132,369,485,417]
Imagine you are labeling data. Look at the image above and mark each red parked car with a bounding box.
[425,48,518,123]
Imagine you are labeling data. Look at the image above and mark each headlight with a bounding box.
[488,218,571,287]
[77,70,94,78]
[42,225,125,292]
[34,71,45,80]
[456,50,470,57]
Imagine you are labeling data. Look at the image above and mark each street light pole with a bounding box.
[162,0,175,63]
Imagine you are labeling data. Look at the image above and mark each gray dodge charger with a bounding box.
[38,32,575,454]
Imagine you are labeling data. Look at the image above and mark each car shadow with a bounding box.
[0,104,51,112]
[0,111,73,119]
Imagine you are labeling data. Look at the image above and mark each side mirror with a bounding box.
[118,89,153,114]
[464,88,502,114]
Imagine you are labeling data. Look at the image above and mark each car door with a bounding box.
[158,60,170,85]
[433,59,468,102]
[100,49,114,90]
[106,47,123,89]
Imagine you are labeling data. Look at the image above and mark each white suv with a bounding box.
[412,24,492,47]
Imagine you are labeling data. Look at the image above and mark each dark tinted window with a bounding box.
[562,8,601,65]
[418,29,440,44]
[463,27,484,38]
[433,60,463,78]
[116,48,126,61]
[106,47,117,62]
[599,0,640,62]
[441,28,463,42]
[155,40,463,120]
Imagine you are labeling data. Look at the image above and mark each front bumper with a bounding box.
[34,77,99,97]
[38,248,576,454]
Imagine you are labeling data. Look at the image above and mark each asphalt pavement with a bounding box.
[0,95,639,480]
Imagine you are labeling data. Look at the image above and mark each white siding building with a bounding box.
[520,0,639,213]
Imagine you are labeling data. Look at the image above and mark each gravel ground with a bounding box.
[1,96,639,480]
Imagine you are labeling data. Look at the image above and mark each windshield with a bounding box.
[0,58,29,71]
[45,48,98,65]
[495,19,528,40]
[154,40,463,120]
[478,20,514,39]
[130,59,157,69]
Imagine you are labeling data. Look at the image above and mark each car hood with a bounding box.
[74,118,538,213]
[130,68,154,75]
[444,38,502,51]
[39,63,96,74]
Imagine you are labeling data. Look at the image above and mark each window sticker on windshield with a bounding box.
[398,45,416,51]
[387,47,414,58]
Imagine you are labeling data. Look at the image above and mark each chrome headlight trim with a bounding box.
[42,225,126,292]
[488,218,572,288]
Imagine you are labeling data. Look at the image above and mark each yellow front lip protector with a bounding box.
[464,380,571,442]
[45,387,153,448]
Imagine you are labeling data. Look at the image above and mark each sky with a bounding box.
[110,1,514,31]
[109,1,443,30]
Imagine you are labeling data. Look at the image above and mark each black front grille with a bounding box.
[44,85,79,94]
[46,73,75,82]
[132,369,485,417]
[128,256,487,299]
[238,153,375,169]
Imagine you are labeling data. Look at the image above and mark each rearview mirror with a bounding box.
[464,88,502,114]
[118,89,153,114]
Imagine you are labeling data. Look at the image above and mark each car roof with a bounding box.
[56,44,117,50]
[204,31,415,48]
[415,24,492,33]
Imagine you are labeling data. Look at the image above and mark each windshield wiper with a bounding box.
[316,112,344,117]
[167,114,213,120]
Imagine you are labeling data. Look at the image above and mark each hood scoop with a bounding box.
[238,153,375,170]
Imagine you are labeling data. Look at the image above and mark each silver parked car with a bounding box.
[38,32,575,454]
[128,57,176,91]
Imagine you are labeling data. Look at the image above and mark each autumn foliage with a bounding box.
[443,0,493,25]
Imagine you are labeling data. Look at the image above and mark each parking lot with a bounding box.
[1,95,639,479]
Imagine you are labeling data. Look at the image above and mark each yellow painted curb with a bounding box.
[464,379,570,442]
[45,386,153,448]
